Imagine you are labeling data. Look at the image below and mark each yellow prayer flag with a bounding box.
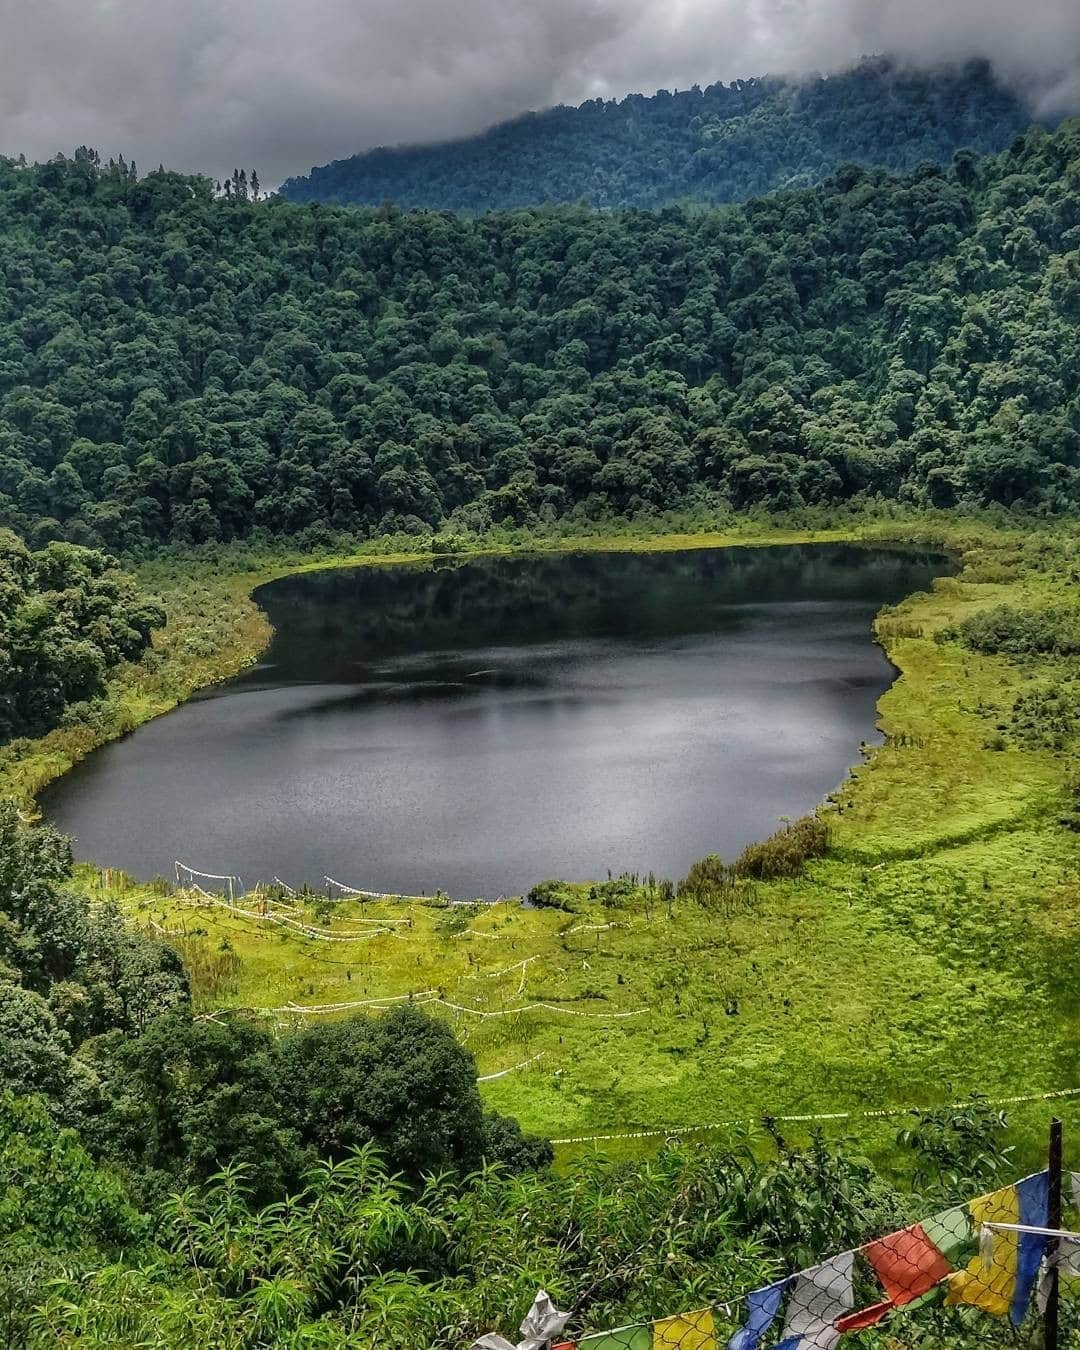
[652,1307,716,1348]
[945,1184,1019,1317]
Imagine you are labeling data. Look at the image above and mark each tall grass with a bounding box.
[677,816,829,910]
[167,933,243,1000]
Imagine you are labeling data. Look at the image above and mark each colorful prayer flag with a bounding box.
[836,1202,974,1331]
[583,1173,1056,1350]
[654,1308,716,1347]
[726,1279,789,1350]
[578,1327,652,1350]
[945,1172,1048,1325]
[864,1222,953,1305]
[775,1251,854,1350]
[919,1204,975,1267]
[727,1257,855,1350]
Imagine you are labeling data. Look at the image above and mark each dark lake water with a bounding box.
[41,545,945,897]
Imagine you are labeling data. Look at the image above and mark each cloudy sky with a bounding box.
[1,0,1079,187]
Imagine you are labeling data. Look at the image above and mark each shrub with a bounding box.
[732,815,830,880]
[677,854,752,914]
[945,603,1080,657]
[1010,683,1080,750]
[526,879,578,911]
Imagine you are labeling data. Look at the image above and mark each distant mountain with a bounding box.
[280,58,1037,211]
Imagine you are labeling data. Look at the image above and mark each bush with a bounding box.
[677,853,752,914]
[945,603,1080,657]
[1010,683,1080,749]
[527,879,578,912]
[733,815,830,880]
[88,1001,551,1199]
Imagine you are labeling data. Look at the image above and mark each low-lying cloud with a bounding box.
[1,0,1078,187]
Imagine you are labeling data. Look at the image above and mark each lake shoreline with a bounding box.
[42,541,945,893]
[0,511,994,819]
[62,513,1080,1170]
[0,517,861,812]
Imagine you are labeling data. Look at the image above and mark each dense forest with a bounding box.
[0,532,161,742]
[281,59,1033,211]
[1,119,1079,554]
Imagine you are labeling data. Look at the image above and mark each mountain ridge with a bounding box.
[280,57,1039,211]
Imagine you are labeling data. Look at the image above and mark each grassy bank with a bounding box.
[20,510,1079,1172]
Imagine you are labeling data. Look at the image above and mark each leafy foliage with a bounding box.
[732,813,831,880]
[0,531,163,741]
[13,1107,1049,1349]
[0,1094,146,1346]
[677,815,829,906]
[1,121,1080,551]
[84,1000,551,1202]
[0,801,189,1050]
[948,602,1080,656]
[282,59,1031,211]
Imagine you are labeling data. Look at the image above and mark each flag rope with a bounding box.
[540,1169,1063,1350]
[478,1052,546,1082]
[550,1086,1080,1145]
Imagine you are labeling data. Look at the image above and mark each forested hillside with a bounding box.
[1,120,1080,553]
[281,59,1031,210]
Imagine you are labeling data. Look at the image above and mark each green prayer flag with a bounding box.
[922,1204,976,1266]
[578,1327,653,1350]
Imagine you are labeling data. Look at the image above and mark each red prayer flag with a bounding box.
[865,1222,953,1305]
[837,1221,954,1332]
[835,1299,892,1332]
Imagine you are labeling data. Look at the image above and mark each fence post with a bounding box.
[1045,1116,1063,1350]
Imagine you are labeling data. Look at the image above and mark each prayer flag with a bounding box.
[920,1204,975,1267]
[945,1172,1048,1325]
[728,1255,855,1350]
[775,1251,854,1350]
[726,1279,788,1350]
[863,1222,953,1305]
[654,1308,716,1348]
[836,1207,967,1332]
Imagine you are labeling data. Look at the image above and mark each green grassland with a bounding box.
[14,512,1073,1172]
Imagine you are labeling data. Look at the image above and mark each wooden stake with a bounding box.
[1045,1116,1062,1350]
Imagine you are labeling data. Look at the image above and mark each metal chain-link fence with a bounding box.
[481,1157,1080,1350]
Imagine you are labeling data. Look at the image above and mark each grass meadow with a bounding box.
[17,512,1073,1174]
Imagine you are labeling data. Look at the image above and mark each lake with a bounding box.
[41,544,945,897]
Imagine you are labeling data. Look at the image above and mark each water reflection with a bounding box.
[41,545,946,896]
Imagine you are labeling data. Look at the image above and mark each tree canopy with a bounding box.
[1,120,1080,552]
[0,531,163,742]
[281,59,1033,211]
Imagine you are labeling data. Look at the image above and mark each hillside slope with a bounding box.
[1,120,1079,550]
[280,59,1033,210]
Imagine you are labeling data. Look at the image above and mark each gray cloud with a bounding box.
[0,0,1077,187]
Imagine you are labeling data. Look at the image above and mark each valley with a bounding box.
[3,40,1080,1342]
[14,514,1079,1173]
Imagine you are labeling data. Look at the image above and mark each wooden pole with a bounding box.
[1045,1116,1062,1350]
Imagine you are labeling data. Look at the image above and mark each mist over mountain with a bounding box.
[2,0,1079,187]
[280,59,1037,210]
